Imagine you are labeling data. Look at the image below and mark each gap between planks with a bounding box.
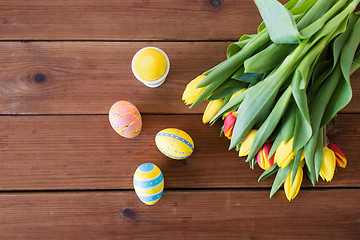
[0,186,359,194]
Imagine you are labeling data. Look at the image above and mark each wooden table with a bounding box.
[0,0,359,239]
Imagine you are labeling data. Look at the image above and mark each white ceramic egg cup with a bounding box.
[131,47,170,88]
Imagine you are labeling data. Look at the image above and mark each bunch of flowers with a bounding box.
[182,0,359,201]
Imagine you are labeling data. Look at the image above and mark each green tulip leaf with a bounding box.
[308,57,333,100]
[298,0,344,38]
[254,0,300,44]
[268,102,296,159]
[305,0,358,50]
[203,60,226,76]
[293,106,311,152]
[291,149,303,185]
[227,34,257,58]
[210,84,264,124]
[302,12,355,170]
[246,87,292,162]
[257,22,266,33]
[319,13,359,126]
[305,64,342,172]
[219,127,224,137]
[230,80,277,149]
[284,0,300,11]
[208,80,247,101]
[340,14,360,91]
[231,66,245,80]
[233,72,264,83]
[244,43,297,74]
[195,29,270,90]
[270,161,294,199]
[189,78,228,109]
[220,94,231,109]
[230,40,308,149]
[306,165,317,186]
[289,0,316,16]
[314,127,324,182]
[249,157,257,169]
[258,164,279,182]
[290,32,333,152]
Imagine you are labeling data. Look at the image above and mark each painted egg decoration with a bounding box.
[133,163,164,205]
[109,101,142,138]
[155,128,194,160]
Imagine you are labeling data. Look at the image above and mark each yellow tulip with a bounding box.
[182,75,206,105]
[229,88,246,101]
[274,138,296,168]
[284,162,304,201]
[238,129,257,157]
[202,99,223,124]
[320,147,336,182]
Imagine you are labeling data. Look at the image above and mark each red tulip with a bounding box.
[223,112,237,139]
[327,142,347,168]
[256,142,275,170]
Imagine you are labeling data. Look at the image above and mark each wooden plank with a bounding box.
[0,114,358,190]
[0,189,359,239]
[0,41,359,114]
[0,41,224,114]
[0,0,264,41]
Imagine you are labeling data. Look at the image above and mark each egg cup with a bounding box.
[131,47,170,88]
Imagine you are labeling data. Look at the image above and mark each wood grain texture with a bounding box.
[0,189,359,239]
[0,114,358,190]
[0,41,224,114]
[0,0,264,41]
[0,41,359,114]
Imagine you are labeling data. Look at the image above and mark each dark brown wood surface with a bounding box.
[0,0,359,239]
[0,190,359,239]
[0,0,263,40]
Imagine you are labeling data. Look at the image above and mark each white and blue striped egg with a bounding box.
[133,163,164,205]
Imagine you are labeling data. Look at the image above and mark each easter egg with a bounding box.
[131,47,170,88]
[132,48,167,81]
[155,128,194,160]
[133,163,164,205]
[109,101,142,138]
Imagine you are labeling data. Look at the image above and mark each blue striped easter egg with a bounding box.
[155,128,194,160]
[133,163,164,205]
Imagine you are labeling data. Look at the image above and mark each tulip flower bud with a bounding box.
[327,142,347,168]
[223,112,237,139]
[239,129,257,157]
[202,99,223,124]
[256,142,275,170]
[274,138,296,168]
[229,88,246,101]
[182,75,206,105]
[320,147,336,182]
[284,164,303,201]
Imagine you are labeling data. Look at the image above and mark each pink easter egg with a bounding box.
[109,101,142,138]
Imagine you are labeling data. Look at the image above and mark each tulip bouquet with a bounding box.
[182,0,360,201]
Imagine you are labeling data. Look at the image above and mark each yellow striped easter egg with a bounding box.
[133,163,164,205]
[155,128,194,160]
